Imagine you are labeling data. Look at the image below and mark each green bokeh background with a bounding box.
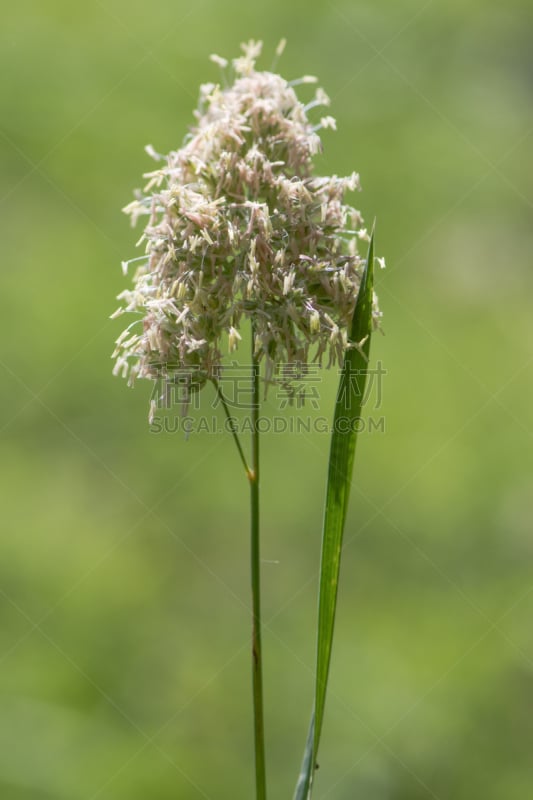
[1,1,532,798]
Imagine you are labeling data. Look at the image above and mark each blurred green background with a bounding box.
[1,1,532,798]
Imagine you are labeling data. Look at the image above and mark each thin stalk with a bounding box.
[249,323,267,800]
[212,379,251,477]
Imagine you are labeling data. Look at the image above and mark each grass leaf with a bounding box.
[293,231,375,800]
[292,712,314,800]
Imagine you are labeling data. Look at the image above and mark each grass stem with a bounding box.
[249,323,266,800]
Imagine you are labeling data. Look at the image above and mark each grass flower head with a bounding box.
[112,40,381,405]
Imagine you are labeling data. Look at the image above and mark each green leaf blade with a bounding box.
[293,232,375,800]
[292,712,314,800]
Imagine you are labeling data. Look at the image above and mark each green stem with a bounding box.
[249,323,267,800]
[212,379,251,477]
[214,331,266,797]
